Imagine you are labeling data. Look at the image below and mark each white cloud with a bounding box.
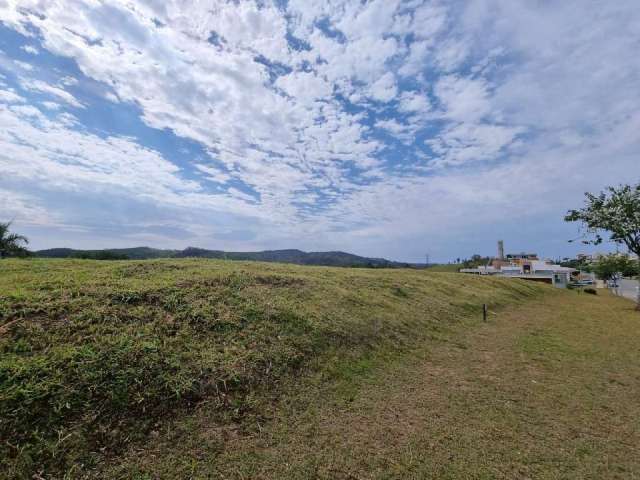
[0,103,262,221]
[0,0,421,221]
[375,118,420,144]
[398,91,431,113]
[20,45,39,55]
[60,76,78,86]
[40,101,62,110]
[195,164,232,184]
[369,72,398,103]
[434,38,468,72]
[275,71,333,104]
[435,75,491,122]
[398,40,430,78]
[13,60,34,71]
[19,78,84,108]
[0,188,53,225]
[0,88,25,103]
[427,122,523,167]
[9,104,45,119]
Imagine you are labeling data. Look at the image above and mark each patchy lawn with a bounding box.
[4,259,637,479]
[0,258,543,478]
[102,289,640,479]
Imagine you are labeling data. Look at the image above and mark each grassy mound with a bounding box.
[0,259,546,477]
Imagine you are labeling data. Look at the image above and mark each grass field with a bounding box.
[202,289,640,480]
[1,259,638,478]
[0,259,541,478]
[426,263,463,273]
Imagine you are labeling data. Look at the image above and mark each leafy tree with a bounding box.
[461,254,492,269]
[590,254,637,282]
[0,222,30,258]
[559,257,591,271]
[565,183,640,308]
[621,258,640,277]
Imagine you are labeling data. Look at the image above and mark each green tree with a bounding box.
[565,183,640,309]
[462,254,492,268]
[0,222,30,258]
[621,258,640,277]
[590,254,636,282]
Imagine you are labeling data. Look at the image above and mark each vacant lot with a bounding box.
[0,259,543,478]
[2,260,638,479]
[203,289,640,480]
[92,285,640,480]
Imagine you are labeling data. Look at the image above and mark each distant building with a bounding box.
[460,242,575,288]
[506,252,539,262]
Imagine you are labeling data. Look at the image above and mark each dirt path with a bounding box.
[210,291,640,479]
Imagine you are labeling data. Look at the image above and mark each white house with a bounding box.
[460,260,576,288]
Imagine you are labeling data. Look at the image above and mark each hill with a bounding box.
[35,246,410,267]
[36,246,178,260]
[0,258,545,477]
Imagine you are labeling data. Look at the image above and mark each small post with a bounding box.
[482,304,487,322]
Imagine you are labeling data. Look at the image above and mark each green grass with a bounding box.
[194,290,640,480]
[0,258,545,478]
[426,263,463,273]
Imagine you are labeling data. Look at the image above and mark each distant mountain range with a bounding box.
[35,246,424,268]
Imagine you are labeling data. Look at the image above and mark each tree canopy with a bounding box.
[565,183,640,308]
[565,183,640,256]
[590,254,638,282]
[0,222,30,258]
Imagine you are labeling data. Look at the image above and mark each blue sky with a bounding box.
[0,0,638,262]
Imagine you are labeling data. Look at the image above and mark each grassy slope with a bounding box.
[0,259,544,478]
[107,290,640,479]
[206,290,640,480]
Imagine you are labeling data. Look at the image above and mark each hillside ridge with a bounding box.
[35,246,418,267]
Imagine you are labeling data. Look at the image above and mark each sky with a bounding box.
[0,0,638,263]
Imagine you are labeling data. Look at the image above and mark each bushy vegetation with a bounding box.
[0,222,29,258]
[558,257,591,270]
[566,183,640,307]
[426,263,463,272]
[71,250,130,260]
[589,253,639,281]
[425,256,490,272]
[461,254,493,268]
[0,259,546,477]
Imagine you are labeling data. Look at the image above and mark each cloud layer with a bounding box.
[0,0,638,260]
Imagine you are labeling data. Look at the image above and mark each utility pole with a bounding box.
[425,253,430,266]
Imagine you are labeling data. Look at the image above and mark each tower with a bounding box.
[497,240,505,260]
